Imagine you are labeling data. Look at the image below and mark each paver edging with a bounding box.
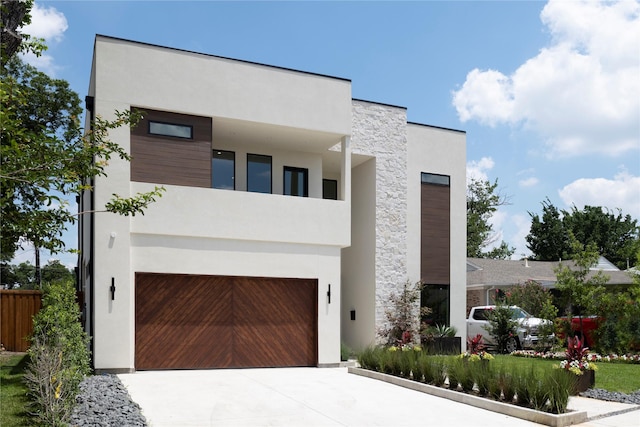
[348,367,588,427]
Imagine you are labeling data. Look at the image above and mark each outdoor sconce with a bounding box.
[110,277,116,301]
[327,284,331,304]
[350,309,356,321]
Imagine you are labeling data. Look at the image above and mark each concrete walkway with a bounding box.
[118,367,640,427]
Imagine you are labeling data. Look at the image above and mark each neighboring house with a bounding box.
[78,35,466,373]
[466,257,636,313]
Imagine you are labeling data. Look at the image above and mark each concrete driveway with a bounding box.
[118,367,639,427]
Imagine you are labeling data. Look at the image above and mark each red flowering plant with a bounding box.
[460,334,494,361]
[559,336,597,375]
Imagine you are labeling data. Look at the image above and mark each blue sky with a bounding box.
[13,0,640,269]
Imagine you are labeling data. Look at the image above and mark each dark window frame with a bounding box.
[283,166,309,197]
[322,179,338,200]
[212,149,236,190]
[247,153,273,194]
[148,120,193,140]
[421,172,450,186]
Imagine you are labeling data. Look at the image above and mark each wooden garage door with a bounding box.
[135,273,317,370]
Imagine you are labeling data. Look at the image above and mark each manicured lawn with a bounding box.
[493,355,640,394]
[0,353,31,427]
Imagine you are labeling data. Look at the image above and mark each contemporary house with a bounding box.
[79,35,466,372]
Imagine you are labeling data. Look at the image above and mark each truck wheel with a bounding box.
[505,337,519,353]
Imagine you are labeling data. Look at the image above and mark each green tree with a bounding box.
[527,200,639,269]
[503,279,552,318]
[554,236,609,335]
[527,198,569,262]
[41,259,74,285]
[467,178,514,259]
[564,205,639,270]
[1,0,45,63]
[1,2,163,261]
[0,260,35,288]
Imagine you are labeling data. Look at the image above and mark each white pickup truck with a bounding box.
[466,305,553,353]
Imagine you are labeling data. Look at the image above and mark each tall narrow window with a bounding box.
[247,154,272,193]
[421,284,450,327]
[212,150,235,190]
[323,179,338,200]
[284,167,308,197]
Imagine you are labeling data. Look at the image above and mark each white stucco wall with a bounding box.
[341,158,377,350]
[94,36,352,136]
[406,123,467,349]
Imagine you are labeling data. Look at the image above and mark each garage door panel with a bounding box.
[233,278,316,367]
[135,273,234,370]
[136,273,317,370]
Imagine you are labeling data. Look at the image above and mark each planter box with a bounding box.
[571,370,595,395]
[348,367,587,427]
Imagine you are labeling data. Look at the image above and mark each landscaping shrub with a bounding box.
[23,280,90,426]
[485,304,519,354]
[513,366,534,406]
[377,280,430,346]
[546,369,572,414]
[431,356,447,387]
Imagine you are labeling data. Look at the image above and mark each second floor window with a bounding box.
[284,166,308,197]
[247,154,272,193]
[212,150,235,190]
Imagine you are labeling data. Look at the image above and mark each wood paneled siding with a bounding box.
[0,290,42,352]
[421,181,451,284]
[131,109,212,187]
[135,273,318,370]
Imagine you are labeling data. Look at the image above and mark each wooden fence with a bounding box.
[0,290,42,352]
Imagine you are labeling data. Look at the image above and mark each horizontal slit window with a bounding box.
[148,121,193,139]
[421,172,450,186]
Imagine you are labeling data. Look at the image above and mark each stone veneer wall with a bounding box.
[351,100,408,336]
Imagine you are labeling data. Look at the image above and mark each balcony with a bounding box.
[130,182,350,248]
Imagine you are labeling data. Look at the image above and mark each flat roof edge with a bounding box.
[95,34,351,83]
[408,121,466,134]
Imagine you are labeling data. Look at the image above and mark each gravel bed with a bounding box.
[580,388,640,405]
[70,374,147,427]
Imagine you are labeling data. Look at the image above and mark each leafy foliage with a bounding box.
[1,57,165,259]
[1,260,74,289]
[1,3,164,260]
[467,178,514,259]
[527,199,639,269]
[484,304,519,354]
[554,237,609,319]
[378,280,430,346]
[501,279,553,318]
[24,280,90,426]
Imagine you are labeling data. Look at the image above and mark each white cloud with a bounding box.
[452,0,640,158]
[467,157,495,183]
[19,3,68,75]
[518,177,539,188]
[22,3,68,42]
[558,170,640,218]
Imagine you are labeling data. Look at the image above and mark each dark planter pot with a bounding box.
[427,337,461,355]
[571,370,595,395]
